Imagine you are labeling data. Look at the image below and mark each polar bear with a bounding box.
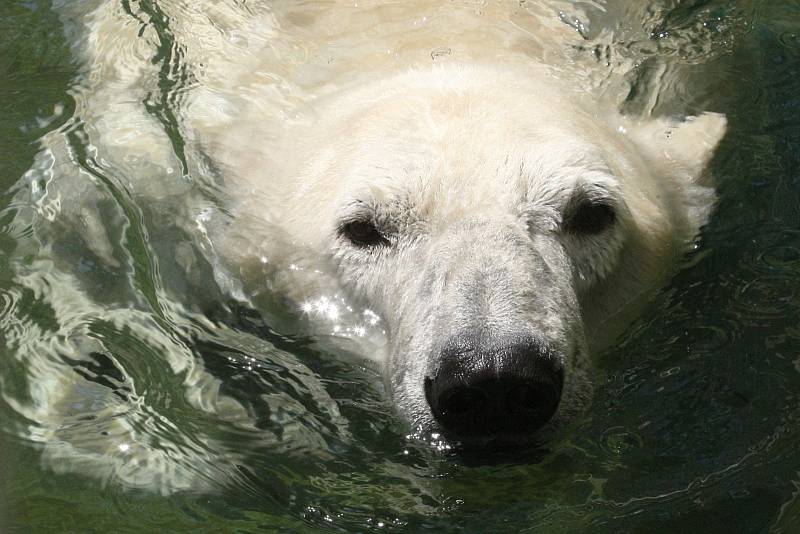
[16,2,727,474]
[206,62,726,445]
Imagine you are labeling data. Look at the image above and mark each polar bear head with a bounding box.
[220,64,726,446]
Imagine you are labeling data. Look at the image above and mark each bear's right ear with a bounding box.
[627,112,727,182]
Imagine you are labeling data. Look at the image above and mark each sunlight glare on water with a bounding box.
[2,0,800,532]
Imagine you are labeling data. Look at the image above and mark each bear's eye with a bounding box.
[340,219,390,248]
[565,201,616,234]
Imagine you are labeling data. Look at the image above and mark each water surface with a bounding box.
[2,0,800,532]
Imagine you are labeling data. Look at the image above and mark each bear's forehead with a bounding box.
[334,148,620,235]
[324,79,624,223]
[345,135,613,207]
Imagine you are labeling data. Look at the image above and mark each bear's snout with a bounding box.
[423,335,564,440]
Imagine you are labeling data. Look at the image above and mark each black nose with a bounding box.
[424,336,564,439]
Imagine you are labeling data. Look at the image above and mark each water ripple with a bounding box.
[3,0,800,532]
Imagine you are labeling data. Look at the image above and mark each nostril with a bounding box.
[508,383,557,411]
[440,386,488,417]
[505,381,560,427]
[509,384,538,407]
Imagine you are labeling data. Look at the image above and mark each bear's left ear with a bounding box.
[626,112,727,182]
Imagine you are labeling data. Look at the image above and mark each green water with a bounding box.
[2,0,800,532]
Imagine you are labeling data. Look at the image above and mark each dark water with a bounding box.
[2,0,800,532]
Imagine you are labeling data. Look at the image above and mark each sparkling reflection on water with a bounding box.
[2,0,800,532]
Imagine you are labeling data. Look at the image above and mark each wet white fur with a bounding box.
[13,0,726,492]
